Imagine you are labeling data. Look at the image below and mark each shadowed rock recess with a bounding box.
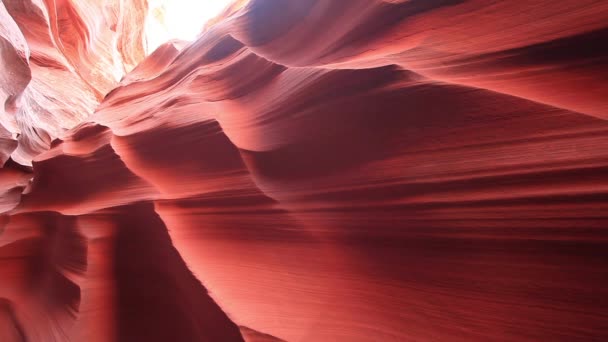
[1,0,608,341]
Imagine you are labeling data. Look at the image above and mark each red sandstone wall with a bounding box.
[1,1,608,341]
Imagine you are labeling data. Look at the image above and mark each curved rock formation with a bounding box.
[1,0,608,341]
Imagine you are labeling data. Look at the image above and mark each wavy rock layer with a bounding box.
[0,0,148,165]
[1,0,608,341]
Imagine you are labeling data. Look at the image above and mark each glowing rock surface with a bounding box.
[1,1,608,341]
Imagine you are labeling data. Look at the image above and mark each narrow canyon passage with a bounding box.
[1,0,608,341]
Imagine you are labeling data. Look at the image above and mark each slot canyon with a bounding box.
[1,0,608,341]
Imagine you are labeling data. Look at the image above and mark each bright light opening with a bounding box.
[144,0,235,54]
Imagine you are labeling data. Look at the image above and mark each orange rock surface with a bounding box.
[1,1,608,341]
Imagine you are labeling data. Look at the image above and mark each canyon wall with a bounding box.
[1,0,608,341]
